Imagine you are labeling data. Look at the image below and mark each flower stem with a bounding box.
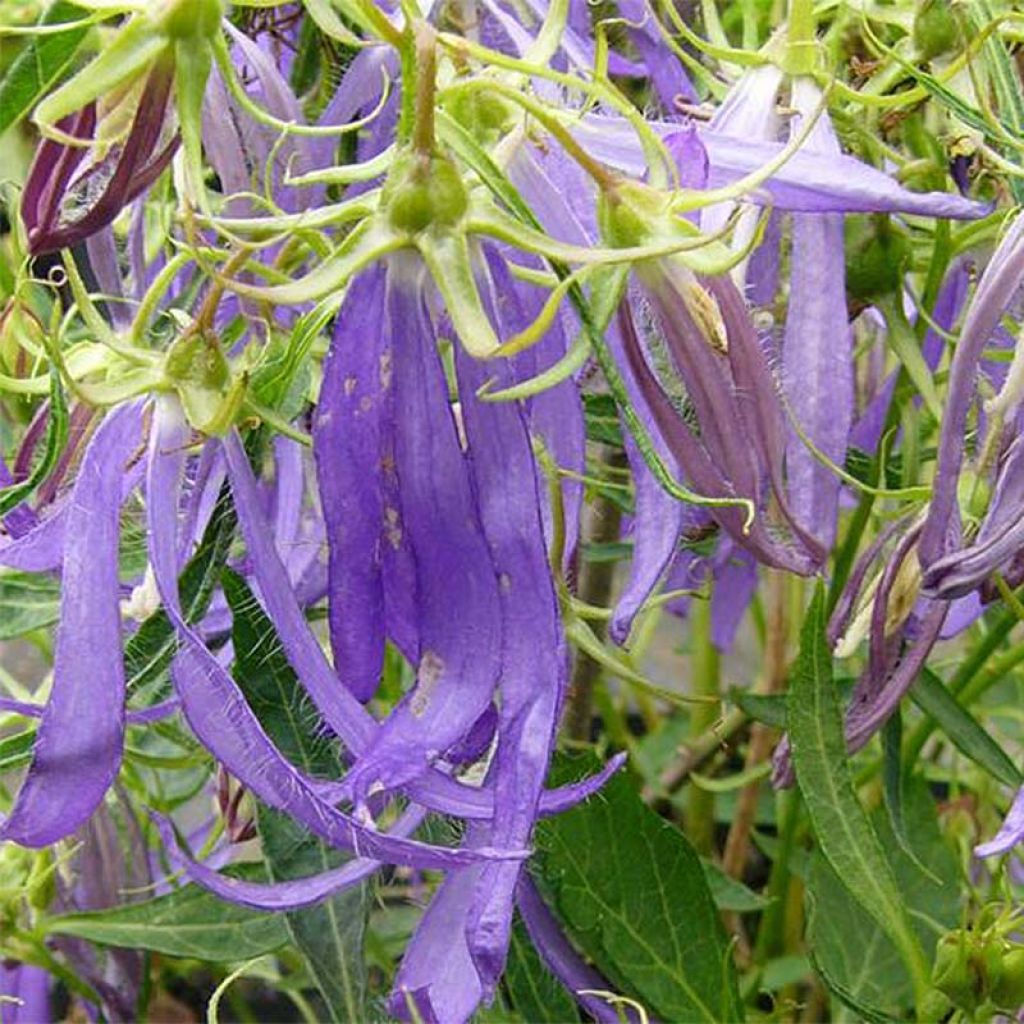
[785,0,817,75]
[564,449,626,741]
[687,595,719,856]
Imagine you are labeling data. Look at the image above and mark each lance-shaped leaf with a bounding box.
[786,584,931,1008]
[0,401,144,847]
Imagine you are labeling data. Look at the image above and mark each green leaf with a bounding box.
[45,867,289,961]
[0,728,35,773]
[0,2,89,138]
[532,752,743,1023]
[0,572,59,639]
[910,669,1022,789]
[582,393,624,446]
[123,481,235,694]
[504,917,580,1024]
[224,570,368,1024]
[700,858,773,912]
[806,780,959,1021]
[0,367,68,516]
[788,583,930,1011]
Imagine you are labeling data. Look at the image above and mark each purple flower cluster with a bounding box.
[1,0,1022,1019]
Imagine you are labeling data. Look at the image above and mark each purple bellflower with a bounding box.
[22,66,178,257]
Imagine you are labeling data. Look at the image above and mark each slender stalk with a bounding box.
[687,596,720,856]
[564,449,626,741]
[721,572,790,880]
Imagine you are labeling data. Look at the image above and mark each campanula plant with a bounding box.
[0,0,1022,1021]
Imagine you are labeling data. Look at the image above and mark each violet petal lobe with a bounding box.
[974,784,1024,858]
[149,399,511,871]
[455,318,564,992]
[153,807,426,911]
[343,259,503,806]
[921,211,1024,569]
[782,79,853,550]
[0,400,144,847]
[313,264,389,701]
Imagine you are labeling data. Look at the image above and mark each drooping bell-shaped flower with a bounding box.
[22,64,178,257]
[21,0,228,256]
[921,212,1024,592]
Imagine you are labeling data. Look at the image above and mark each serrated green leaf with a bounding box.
[44,867,289,961]
[0,2,88,138]
[790,581,937,1011]
[806,780,959,1020]
[224,570,368,1024]
[788,583,930,1010]
[123,481,234,695]
[701,857,773,912]
[504,917,580,1024]
[532,753,743,1023]
[0,572,59,639]
[910,669,1022,789]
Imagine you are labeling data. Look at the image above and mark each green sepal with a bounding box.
[173,37,215,210]
[416,230,499,358]
[34,15,169,133]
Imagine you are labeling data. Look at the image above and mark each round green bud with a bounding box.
[442,90,512,143]
[844,216,910,302]
[597,181,662,249]
[914,0,960,61]
[156,0,224,41]
[991,947,1024,1011]
[932,933,981,1012]
[165,333,230,392]
[385,152,468,235]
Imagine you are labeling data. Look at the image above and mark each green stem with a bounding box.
[903,608,1018,764]
[753,788,800,960]
[785,0,817,74]
[412,21,437,157]
[564,450,627,741]
[687,597,720,856]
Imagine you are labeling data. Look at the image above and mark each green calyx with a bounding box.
[384,150,469,235]
[164,332,243,435]
[440,89,513,144]
[597,180,666,250]
[913,0,960,61]
[844,215,910,303]
[155,0,224,41]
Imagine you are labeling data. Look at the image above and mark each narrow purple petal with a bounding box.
[344,259,502,804]
[782,81,852,549]
[149,404,516,871]
[0,401,143,847]
[0,963,50,1024]
[313,265,389,701]
[153,808,425,911]
[574,115,991,218]
[455,299,564,990]
[516,876,644,1024]
[391,830,488,1024]
[921,212,1024,567]
[974,785,1024,857]
[709,542,757,651]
